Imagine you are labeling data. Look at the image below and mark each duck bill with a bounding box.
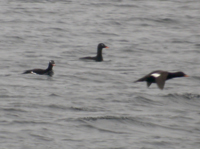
[184,75,189,77]
[105,46,109,48]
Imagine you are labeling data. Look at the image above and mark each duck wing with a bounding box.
[23,69,45,75]
[154,72,168,90]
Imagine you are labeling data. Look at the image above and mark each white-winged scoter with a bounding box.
[134,70,188,90]
[23,60,55,76]
[79,43,109,62]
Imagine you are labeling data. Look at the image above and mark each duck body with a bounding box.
[80,55,103,62]
[134,70,188,90]
[80,43,109,62]
[23,60,55,77]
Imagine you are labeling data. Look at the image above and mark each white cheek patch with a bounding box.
[151,73,161,78]
[31,71,37,74]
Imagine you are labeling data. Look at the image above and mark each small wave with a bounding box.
[49,93,60,97]
[47,104,68,110]
[154,18,178,24]
[48,27,66,31]
[135,96,156,104]
[9,120,50,125]
[79,116,134,134]
[192,76,200,80]
[97,32,119,36]
[70,106,99,112]
[2,108,26,112]
[79,116,161,128]
[0,74,12,77]
[162,93,200,107]
[80,116,132,121]
[78,116,175,134]
[118,39,129,43]
[0,95,24,98]
[164,93,200,100]
[171,39,192,44]
[46,104,98,112]
[4,35,24,39]
[195,44,200,47]
[115,4,138,8]
[29,133,54,141]
[134,95,163,106]
[140,23,152,27]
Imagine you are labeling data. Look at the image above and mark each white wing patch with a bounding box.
[31,71,37,74]
[151,73,161,78]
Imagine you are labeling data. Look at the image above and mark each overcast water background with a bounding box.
[0,0,200,149]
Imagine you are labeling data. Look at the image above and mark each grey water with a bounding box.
[0,0,200,148]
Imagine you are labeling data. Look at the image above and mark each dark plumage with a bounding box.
[134,70,188,90]
[79,43,109,62]
[23,60,55,76]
